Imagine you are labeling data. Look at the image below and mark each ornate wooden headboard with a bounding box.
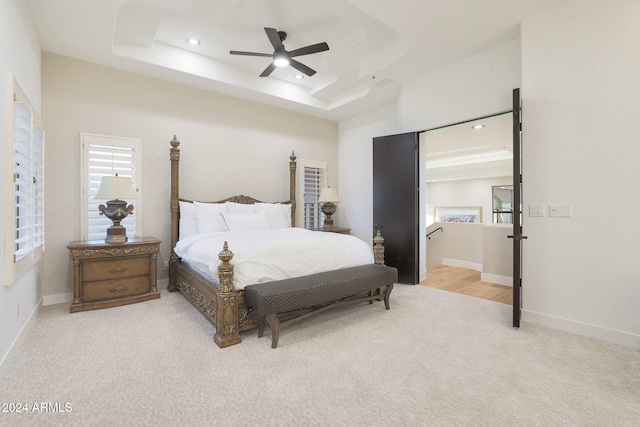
[168,135,297,252]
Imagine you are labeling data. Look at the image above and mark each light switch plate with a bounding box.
[529,204,544,217]
[549,204,572,217]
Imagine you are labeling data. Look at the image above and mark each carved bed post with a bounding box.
[168,135,180,291]
[214,242,241,348]
[373,230,385,265]
[289,151,297,227]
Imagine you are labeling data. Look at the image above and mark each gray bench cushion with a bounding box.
[244,264,398,315]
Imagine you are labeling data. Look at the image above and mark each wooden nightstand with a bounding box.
[68,237,161,313]
[310,226,351,235]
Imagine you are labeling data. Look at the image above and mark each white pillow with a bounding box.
[179,201,199,238]
[220,212,270,231]
[255,203,291,229]
[226,201,256,213]
[194,202,228,233]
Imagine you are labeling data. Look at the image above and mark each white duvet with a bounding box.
[173,228,374,290]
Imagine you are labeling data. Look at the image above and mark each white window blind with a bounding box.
[81,134,141,241]
[299,160,327,229]
[13,94,45,262]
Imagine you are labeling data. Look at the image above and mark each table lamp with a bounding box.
[94,175,137,243]
[318,187,339,229]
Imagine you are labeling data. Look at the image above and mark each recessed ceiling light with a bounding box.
[186,37,201,46]
[471,124,485,130]
[294,74,304,80]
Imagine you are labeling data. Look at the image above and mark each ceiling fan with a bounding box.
[230,27,329,77]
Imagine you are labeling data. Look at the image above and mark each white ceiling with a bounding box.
[24,0,567,122]
[424,112,513,182]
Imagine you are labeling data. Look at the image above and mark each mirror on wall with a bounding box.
[492,185,514,224]
[423,112,513,227]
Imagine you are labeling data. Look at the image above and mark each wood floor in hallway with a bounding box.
[420,265,512,305]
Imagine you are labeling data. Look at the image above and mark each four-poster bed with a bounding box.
[168,136,389,348]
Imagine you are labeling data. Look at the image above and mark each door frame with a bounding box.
[511,88,525,327]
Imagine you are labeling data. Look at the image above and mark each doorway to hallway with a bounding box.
[420,265,512,305]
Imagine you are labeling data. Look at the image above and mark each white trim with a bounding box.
[4,72,45,286]
[42,292,73,306]
[442,258,482,272]
[480,273,512,287]
[157,279,169,290]
[522,310,640,350]
[0,297,41,380]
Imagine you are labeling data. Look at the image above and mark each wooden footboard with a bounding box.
[168,135,388,349]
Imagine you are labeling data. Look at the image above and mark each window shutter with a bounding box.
[13,99,45,261]
[301,160,327,229]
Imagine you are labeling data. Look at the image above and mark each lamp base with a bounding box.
[98,199,134,244]
[323,217,334,229]
[321,202,337,230]
[105,225,128,244]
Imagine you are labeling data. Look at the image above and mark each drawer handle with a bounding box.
[109,285,128,293]
[109,266,128,274]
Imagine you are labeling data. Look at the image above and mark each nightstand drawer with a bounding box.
[82,257,149,281]
[83,276,151,302]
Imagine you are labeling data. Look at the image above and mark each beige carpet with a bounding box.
[1,284,639,426]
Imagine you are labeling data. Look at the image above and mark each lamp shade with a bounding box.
[94,176,137,200]
[318,187,339,203]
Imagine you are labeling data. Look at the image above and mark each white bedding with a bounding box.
[173,228,374,290]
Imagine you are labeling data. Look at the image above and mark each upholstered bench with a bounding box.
[244,264,398,348]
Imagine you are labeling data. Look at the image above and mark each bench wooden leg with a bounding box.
[384,283,393,310]
[266,313,281,349]
[257,315,266,338]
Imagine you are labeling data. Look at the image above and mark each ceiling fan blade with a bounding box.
[264,27,284,51]
[290,59,316,76]
[230,50,272,57]
[260,62,277,77]
[288,42,329,58]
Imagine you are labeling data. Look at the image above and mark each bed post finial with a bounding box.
[374,230,385,265]
[289,151,297,227]
[215,242,241,348]
[218,241,235,293]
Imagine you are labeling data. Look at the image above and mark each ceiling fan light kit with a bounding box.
[230,27,329,77]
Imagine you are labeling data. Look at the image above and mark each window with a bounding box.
[298,159,327,229]
[80,133,141,241]
[4,73,45,283]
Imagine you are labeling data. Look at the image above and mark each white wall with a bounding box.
[520,0,640,346]
[427,177,513,226]
[41,53,338,300]
[339,40,520,286]
[0,0,43,378]
[338,103,399,241]
[426,223,484,270]
[340,1,640,348]
[398,40,520,132]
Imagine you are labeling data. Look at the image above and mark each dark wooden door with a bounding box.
[511,88,526,327]
[373,132,419,284]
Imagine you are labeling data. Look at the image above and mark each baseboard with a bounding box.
[43,292,72,306]
[43,280,168,306]
[0,297,41,380]
[442,258,482,272]
[157,279,168,290]
[480,273,512,287]
[522,309,640,349]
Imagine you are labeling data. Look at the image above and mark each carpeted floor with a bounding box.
[1,284,638,426]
